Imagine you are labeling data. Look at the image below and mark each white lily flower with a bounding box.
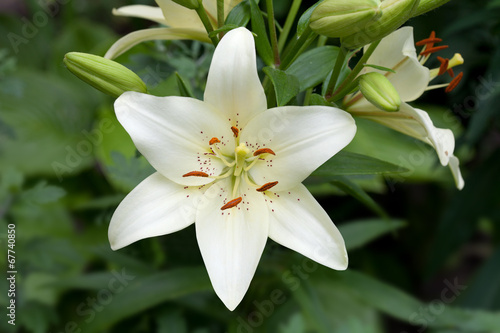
[105,0,242,59]
[345,27,465,189]
[109,28,356,310]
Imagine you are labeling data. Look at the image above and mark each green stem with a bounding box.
[195,3,219,46]
[265,0,280,67]
[327,39,381,102]
[324,46,347,99]
[280,26,316,70]
[277,0,302,53]
[217,0,224,28]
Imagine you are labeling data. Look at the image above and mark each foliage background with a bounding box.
[0,0,499,332]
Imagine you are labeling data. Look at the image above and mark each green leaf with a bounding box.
[363,64,396,73]
[311,151,409,177]
[83,267,212,333]
[208,24,240,38]
[297,2,321,37]
[225,0,251,26]
[249,0,273,66]
[175,72,195,97]
[106,151,155,192]
[338,218,407,251]
[21,181,66,205]
[328,176,388,217]
[286,46,340,91]
[263,67,300,106]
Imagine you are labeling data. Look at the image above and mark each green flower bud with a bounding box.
[359,72,401,112]
[341,0,419,49]
[412,0,450,17]
[310,0,382,38]
[64,52,147,98]
[170,0,200,10]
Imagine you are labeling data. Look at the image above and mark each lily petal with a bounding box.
[268,183,348,270]
[114,92,234,186]
[196,178,269,310]
[363,26,430,102]
[448,155,465,190]
[156,0,207,31]
[242,106,356,191]
[204,27,267,129]
[105,27,210,59]
[109,172,203,250]
[112,5,167,25]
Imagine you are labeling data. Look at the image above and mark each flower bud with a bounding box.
[341,0,419,50]
[64,52,147,98]
[359,72,401,112]
[170,0,200,10]
[412,0,451,17]
[310,0,382,38]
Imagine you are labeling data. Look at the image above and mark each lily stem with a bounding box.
[324,46,347,100]
[277,0,302,53]
[327,39,381,103]
[196,3,219,46]
[280,26,316,70]
[217,0,224,39]
[265,0,280,67]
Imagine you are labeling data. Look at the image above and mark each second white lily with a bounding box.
[109,28,356,310]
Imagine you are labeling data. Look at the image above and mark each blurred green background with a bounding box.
[1,0,499,332]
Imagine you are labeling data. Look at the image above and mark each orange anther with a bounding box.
[253,148,276,156]
[420,45,449,56]
[256,181,279,192]
[209,137,220,145]
[447,68,455,78]
[445,72,463,93]
[415,37,443,46]
[183,171,209,177]
[437,57,449,76]
[231,126,239,138]
[221,197,243,210]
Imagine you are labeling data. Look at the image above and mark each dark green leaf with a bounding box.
[249,0,273,66]
[338,218,407,250]
[328,176,388,217]
[175,72,195,97]
[263,67,300,106]
[83,267,212,333]
[21,181,66,205]
[311,151,409,177]
[225,0,251,27]
[297,2,321,37]
[286,46,340,91]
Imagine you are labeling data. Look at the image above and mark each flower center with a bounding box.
[182,126,278,210]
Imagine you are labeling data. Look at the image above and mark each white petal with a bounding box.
[109,172,202,250]
[448,155,465,190]
[112,5,167,25]
[195,178,269,310]
[241,106,356,191]
[363,27,430,102]
[114,92,234,186]
[204,27,267,129]
[156,0,207,31]
[104,27,210,59]
[268,184,348,270]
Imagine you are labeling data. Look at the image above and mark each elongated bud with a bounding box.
[412,0,451,17]
[359,72,401,112]
[170,0,200,10]
[310,0,382,38]
[341,0,419,49]
[64,52,147,98]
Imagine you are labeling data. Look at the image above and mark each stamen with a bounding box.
[420,45,449,56]
[415,37,443,46]
[183,171,209,177]
[221,197,242,210]
[445,72,463,93]
[448,68,455,78]
[253,148,276,156]
[436,56,449,76]
[256,181,279,192]
[209,137,220,145]
[231,126,239,138]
